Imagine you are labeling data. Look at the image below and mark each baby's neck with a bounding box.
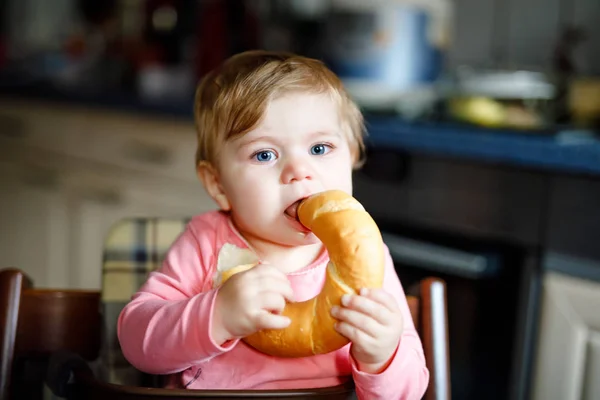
[245,235,324,274]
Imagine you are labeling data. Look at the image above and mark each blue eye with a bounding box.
[310,143,331,156]
[253,150,276,162]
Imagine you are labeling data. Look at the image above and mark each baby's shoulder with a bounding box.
[167,210,232,272]
[183,210,254,286]
[186,210,231,242]
[185,210,249,251]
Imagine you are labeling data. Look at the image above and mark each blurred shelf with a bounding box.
[0,79,195,120]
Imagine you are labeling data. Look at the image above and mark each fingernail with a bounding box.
[360,288,369,296]
[331,306,339,315]
[341,294,351,306]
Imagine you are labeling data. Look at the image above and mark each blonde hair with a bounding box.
[193,50,366,169]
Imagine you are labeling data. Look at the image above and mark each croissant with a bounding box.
[219,190,385,357]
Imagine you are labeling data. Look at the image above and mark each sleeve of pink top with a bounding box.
[117,223,240,375]
[351,245,430,400]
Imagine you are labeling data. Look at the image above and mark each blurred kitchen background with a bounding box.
[0,1,599,399]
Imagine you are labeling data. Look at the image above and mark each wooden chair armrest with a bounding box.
[0,268,32,398]
[420,278,451,400]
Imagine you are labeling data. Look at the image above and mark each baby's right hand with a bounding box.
[211,263,295,345]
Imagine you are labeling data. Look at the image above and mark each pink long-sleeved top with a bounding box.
[117,210,429,399]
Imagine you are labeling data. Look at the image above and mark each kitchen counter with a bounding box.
[366,118,600,177]
[1,82,599,177]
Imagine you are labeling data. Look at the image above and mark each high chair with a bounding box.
[50,217,450,399]
[45,277,450,400]
[3,217,450,399]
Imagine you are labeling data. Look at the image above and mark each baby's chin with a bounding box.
[275,227,321,248]
[268,229,318,246]
[236,222,319,248]
[292,230,319,243]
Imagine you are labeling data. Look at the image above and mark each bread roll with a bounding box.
[221,190,385,357]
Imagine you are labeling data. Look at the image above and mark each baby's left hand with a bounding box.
[331,288,404,374]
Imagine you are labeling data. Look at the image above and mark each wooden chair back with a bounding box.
[0,268,101,400]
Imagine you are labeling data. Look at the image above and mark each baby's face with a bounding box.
[216,91,354,248]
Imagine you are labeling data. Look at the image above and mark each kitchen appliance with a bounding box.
[353,148,544,400]
[379,221,525,400]
[322,0,452,112]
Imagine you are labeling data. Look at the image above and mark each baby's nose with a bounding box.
[281,157,313,184]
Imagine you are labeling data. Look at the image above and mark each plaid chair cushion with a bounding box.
[99,217,190,386]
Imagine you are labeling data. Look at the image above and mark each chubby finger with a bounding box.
[250,275,295,300]
[262,277,296,303]
[242,266,296,303]
[258,292,287,314]
[254,310,291,330]
[358,288,401,313]
[280,285,296,303]
[333,318,375,346]
[251,278,294,303]
[339,293,393,326]
[331,305,381,338]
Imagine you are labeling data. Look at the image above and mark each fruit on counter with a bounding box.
[449,96,506,128]
[449,96,542,130]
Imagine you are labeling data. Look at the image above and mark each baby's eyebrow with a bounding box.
[240,135,268,145]
[235,135,277,150]
[308,130,342,140]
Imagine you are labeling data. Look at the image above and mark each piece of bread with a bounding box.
[222,190,385,357]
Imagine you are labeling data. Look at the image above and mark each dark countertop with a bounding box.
[1,82,599,177]
[366,118,600,177]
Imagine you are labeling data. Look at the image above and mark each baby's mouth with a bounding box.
[284,200,301,221]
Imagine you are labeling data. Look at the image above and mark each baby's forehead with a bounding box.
[261,91,343,122]
[230,111,347,145]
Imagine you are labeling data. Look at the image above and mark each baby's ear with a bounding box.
[197,161,231,211]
